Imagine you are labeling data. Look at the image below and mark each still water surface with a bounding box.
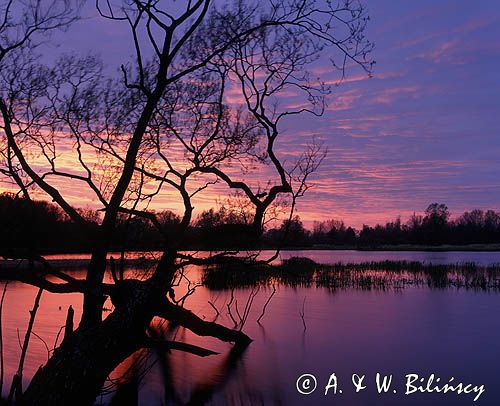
[2,250,500,405]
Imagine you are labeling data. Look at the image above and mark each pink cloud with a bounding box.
[369,86,419,104]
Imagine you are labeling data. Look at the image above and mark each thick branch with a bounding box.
[0,99,88,229]
[158,299,252,347]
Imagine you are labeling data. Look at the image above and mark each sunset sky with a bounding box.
[1,0,500,228]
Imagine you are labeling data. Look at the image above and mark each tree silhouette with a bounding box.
[0,0,372,402]
[424,203,450,226]
[422,202,450,244]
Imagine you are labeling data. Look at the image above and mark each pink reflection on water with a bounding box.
[1,281,82,393]
[2,251,500,404]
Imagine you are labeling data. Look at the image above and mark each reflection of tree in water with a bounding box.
[103,319,281,405]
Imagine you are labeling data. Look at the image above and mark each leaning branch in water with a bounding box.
[8,287,43,402]
[157,299,252,347]
[0,282,8,395]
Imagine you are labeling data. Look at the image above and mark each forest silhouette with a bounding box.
[1,193,499,255]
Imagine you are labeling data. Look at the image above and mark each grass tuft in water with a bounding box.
[202,257,500,292]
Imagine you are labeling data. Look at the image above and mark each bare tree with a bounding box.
[0,0,373,402]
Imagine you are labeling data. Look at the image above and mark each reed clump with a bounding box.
[202,257,500,291]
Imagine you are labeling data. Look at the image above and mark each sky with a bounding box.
[1,0,500,228]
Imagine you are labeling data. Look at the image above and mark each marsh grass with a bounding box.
[202,257,500,292]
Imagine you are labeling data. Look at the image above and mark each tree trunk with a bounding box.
[81,247,108,328]
[22,281,156,405]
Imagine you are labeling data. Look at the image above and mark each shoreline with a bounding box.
[1,243,500,258]
[1,246,500,271]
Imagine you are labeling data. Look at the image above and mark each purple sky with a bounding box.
[282,0,500,226]
[3,0,500,228]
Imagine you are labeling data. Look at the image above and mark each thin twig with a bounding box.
[240,287,259,330]
[8,287,43,402]
[30,331,50,362]
[0,282,8,395]
[226,289,238,328]
[208,301,220,317]
[299,296,307,331]
[257,284,276,324]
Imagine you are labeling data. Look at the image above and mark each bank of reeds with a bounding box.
[202,257,500,292]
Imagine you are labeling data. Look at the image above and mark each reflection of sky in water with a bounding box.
[42,249,500,266]
[278,250,500,266]
[2,250,500,404]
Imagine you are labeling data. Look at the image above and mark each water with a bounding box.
[2,250,500,405]
[276,249,500,266]
[43,249,500,266]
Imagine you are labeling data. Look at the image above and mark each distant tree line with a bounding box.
[1,194,499,254]
[268,203,500,247]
